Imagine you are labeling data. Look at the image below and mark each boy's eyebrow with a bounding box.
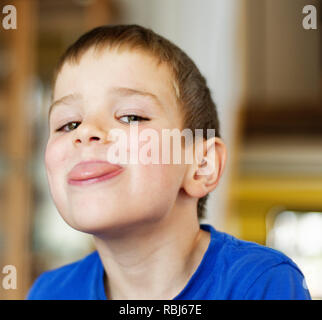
[108,86,163,109]
[48,93,82,119]
[48,86,163,119]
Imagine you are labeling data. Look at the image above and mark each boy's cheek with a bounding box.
[130,161,185,194]
[45,138,71,176]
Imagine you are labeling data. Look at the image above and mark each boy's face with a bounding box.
[46,48,189,235]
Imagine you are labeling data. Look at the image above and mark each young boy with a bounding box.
[27,25,311,300]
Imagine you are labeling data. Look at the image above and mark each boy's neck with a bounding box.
[93,207,210,300]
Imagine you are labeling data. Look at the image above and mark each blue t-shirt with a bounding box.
[27,224,311,300]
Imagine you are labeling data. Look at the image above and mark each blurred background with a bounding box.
[0,0,321,300]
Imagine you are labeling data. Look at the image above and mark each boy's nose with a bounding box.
[73,122,109,146]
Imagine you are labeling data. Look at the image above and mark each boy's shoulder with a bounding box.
[219,229,289,261]
[27,251,103,300]
[204,223,297,268]
[210,225,303,275]
[201,224,310,299]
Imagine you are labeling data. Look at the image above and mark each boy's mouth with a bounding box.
[67,160,123,186]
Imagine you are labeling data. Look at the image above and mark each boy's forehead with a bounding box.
[55,48,178,102]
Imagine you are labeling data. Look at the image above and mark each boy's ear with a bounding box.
[182,137,227,199]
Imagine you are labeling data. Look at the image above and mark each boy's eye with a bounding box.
[119,115,149,124]
[56,121,81,132]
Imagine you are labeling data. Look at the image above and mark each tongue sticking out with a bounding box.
[68,161,122,181]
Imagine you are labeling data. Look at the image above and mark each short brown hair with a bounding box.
[53,24,221,220]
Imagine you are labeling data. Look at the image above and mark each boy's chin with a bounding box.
[61,209,161,238]
[62,215,125,236]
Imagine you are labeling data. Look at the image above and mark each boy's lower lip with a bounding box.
[67,168,123,186]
